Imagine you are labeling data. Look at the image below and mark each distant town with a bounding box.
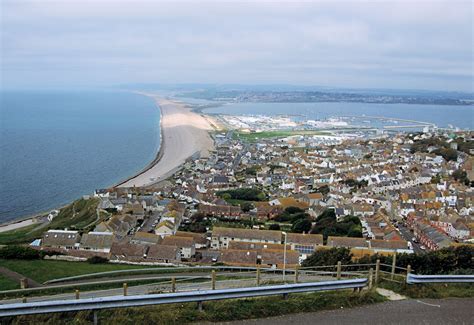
[33,121,473,267]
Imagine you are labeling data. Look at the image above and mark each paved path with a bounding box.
[213,298,474,325]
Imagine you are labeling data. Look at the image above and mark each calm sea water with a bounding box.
[203,102,474,130]
[0,90,160,223]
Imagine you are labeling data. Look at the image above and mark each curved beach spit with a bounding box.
[117,97,214,188]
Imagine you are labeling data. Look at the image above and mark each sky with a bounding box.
[1,0,473,92]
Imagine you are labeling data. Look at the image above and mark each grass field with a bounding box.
[235,130,330,142]
[0,274,19,291]
[0,260,156,284]
[8,290,385,324]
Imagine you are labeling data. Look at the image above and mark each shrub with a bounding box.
[0,245,42,260]
[87,256,109,264]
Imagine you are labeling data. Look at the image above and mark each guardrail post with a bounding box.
[336,261,342,280]
[391,254,397,280]
[171,277,176,293]
[123,283,128,296]
[368,268,373,289]
[20,278,28,289]
[197,301,203,312]
[282,293,289,300]
[75,289,80,300]
[256,265,261,286]
[295,265,299,283]
[211,270,216,290]
[375,259,380,284]
[93,310,98,325]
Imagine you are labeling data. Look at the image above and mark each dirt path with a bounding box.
[0,267,42,288]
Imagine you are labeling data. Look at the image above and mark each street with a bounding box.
[214,298,474,325]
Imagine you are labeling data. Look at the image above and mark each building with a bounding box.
[42,230,81,250]
[79,232,114,253]
[211,227,282,249]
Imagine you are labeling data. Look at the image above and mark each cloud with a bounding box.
[1,0,472,91]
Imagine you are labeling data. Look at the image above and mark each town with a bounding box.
[34,127,474,268]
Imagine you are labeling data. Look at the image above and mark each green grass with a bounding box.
[0,274,19,291]
[7,290,385,324]
[0,224,40,245]
[0,198,101,245]
[235,130,330,142]
[0,260,156,284]
[379,281,474,299]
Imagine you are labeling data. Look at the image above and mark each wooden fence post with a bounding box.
[171,277,176,293]
[368,268,373,289]
[20,278,28,289]
[123,283,128,296]
[336,261,342,280]
[294,265,299,283]
[375,259,380,285]
[75,289,80,300]
[256,265,261,286]
[391,254,397,280]
[22,296,27,303]
[211,270,216,290]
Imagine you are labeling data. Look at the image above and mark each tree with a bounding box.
[302,247,352,267]
[291,218,312,233]
[314,185,330,196]
[241,202,254,212]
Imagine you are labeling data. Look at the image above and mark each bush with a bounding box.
[0,245,42,260]
[87,256,109,264]
[303,247,352,267]
[291,219,312,233]
[268,224,281,230]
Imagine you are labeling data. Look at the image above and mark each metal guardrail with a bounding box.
[407,274,474,284]
[0,278,367,317]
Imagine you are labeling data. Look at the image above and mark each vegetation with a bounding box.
[235,130,329,142]
[302,245,474,276]
[86,256,109,264]
[0,274,19,291]
[310,209,362,241]
[0,260,154,284]
[452,168,471,186]
[302,247,352,267]
[341,178,368,189]
[0,198,100,245]
[8,290,384,324]
[268,223,281,230]
[410,138,459,161]
[312,184,330,195]
[357,245,474,275]
[217,188,266,202]
[0,245,43,260]
[380,282,474,299]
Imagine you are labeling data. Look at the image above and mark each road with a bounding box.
[215,298,474,325]
[397,224,423,254]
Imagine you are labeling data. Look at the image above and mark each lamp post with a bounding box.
[282,231,287,282]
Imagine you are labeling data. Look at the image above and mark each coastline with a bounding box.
[1,94,214,232]
[117,96,215,188]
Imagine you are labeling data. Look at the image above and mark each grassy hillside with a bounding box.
[0,198,100,245]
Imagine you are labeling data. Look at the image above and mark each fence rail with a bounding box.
[407,274,474,284]
[0,279,367,318]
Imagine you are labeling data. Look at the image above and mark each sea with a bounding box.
[202,102,474,130]
[0,90,160,223]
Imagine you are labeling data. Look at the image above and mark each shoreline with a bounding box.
[114,92,165,187]
[1,93,215,232]
[117,96,215,188]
